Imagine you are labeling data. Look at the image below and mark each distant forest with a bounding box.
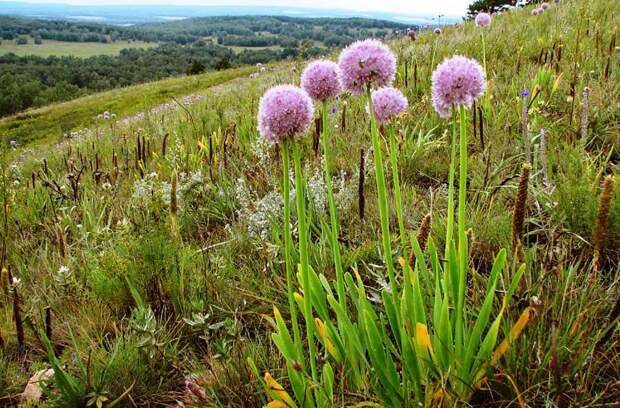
[0,16,408,117]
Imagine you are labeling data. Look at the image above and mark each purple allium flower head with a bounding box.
[541,2,549,9]
[337,39,396,95]
[258,85,314,143]
[431,55,486,118]
[301,60,342,101]
[371,87,409,124]
[532,7,542,15]
[434,28,442,35]
[475,12,492,27]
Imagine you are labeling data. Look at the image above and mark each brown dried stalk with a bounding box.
[56,224,66,259]
[10,270,24,349]
[409,212,432,268]
[45,307,52,341]
[512,163,531,252]
[592,175,615,272]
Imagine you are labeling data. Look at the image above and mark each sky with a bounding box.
[1,0,473,16]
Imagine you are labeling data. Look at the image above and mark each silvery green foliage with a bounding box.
[131,170,204,210]
[235,178,285,240]
[306,163,328,213]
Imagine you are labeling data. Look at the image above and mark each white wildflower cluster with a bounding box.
[306,163,328,213]
[308,152,370,215]
[131,170,204,210]
[166,135,185,170]
[333,168,357,213]
[54,265,73,291]
[9,163,22,186]
[63,129,90,140]
[250,136,274,170]
[131,172,157,203]
[97,111,117,120]
[235,178,285,240]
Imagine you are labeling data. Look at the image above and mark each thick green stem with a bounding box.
[367,89,397,296]
[292,140,318,385]
[387,126,407,251]
[445,114,457,258]
[455,105,468,355]
[281,141,303,364]
[320,100,346,306]
[481,30,487,79]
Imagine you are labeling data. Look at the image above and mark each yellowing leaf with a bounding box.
[551,73,563,95]
[264,372,296,408]
[398,257,407,269]
[315,318,338,359]
[491,307,534,366]
[415,323,433,355]
[267,402,290,408]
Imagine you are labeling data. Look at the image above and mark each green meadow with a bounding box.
[0,0,618,406]
[0,37,155,58]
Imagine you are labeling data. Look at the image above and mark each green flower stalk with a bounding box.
[367,89,398,296]
[280,141,303,361]
[320,100,346,306]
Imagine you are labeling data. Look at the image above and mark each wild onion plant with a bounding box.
[255,84,321,404]
[475,12,492,77]
[256,42,532,407]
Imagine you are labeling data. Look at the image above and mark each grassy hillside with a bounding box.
[0,0,619,406]
[0,38,155,57]
[0,65,257,147]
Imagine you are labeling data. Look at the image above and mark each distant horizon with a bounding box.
[0,0,470,18]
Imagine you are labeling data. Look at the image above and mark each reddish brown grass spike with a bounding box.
[592,175,615,272]
[512,163,531,253]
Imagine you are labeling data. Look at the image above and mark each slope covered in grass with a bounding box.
[0,65,256,148]
[0,0,618,406]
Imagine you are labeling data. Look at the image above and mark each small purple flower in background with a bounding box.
[475,12,492,27]
[301,60,342,101]
[338,39,396,95]
[431,55,486,118]
[258,85,314,143]
[541,2,549,10]
[9,140,17,148]
[434,28,442,35]
[103,111,110,120]
[520,88,530,98]
[371,87,409,125]
[532,7,543,15]
[331,107,337,114]
[554,0,560,3]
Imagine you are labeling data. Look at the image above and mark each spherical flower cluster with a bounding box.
[258,85,314,143]
[431,55,486,118]
[532,7,543,15]
[371,87,409,124]
[475,12,492,27]
[541,2,549,9]
[434,28,442,35]
[301,60,342,101]
[338,39,396,95]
